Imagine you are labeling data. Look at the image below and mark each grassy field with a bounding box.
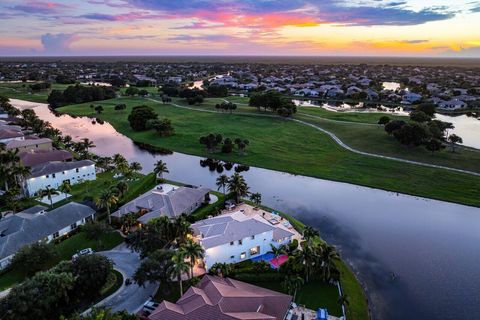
[0,82,69,103]
[0,231,123,290]
[58,96,480,207]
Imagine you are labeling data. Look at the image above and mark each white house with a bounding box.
[191,209,295,270]
[438,99,468,111]
[0,202,95,269]
[25,160,96,196]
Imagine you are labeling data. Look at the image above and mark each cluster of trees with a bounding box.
[0,145,30,212]
[206,85,228,97]
[47,85,116,108]
[215,173,250,203]
[29,82,51,91]
[380,105,463,154]
[55,75,76,84]
[199,133,249,155]
[114,103,127,111]
[124,87,149,97]
[127,105,175,136]
[215,101,237,113]
[178,88,205,105]
[249,91,297,117]
[127,216,204,295]
[0,254,113,320]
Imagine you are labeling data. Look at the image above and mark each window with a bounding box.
[70,222,77,230]
[53,232,59,239]
[85,215,93,223]
[52,173,56,178]
[251,235,255,240]
[46,175,49,178]
[240,252,246,259]
[75,168,79,173]
[230,241,234,246]
[239,239,243,245]
[230,255,234,259]
[249,246,260,256]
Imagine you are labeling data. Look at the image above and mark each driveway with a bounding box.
[95,243,159,314]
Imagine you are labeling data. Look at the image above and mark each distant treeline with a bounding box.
[47,84,116,108]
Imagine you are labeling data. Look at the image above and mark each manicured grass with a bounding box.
[0,82,69,103]
[298,106,407,124]
[336,261,369,320]
[0,231,124,290]
[191,191,226,221]
[58,97,480,207]
[99,270,123,297]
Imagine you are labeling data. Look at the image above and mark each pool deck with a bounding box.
[224,203,303,243]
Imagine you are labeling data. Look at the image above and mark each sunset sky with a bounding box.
[1,0,479,57]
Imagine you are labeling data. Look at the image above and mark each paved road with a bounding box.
[95,244,158,314]
[148,97,480,177]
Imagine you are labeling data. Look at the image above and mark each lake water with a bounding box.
[293,100,480,149]
[10,99,480,320]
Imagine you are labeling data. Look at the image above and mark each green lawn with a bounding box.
[0,82,69,103]
[0,231,124,290]
[58,97,480,207]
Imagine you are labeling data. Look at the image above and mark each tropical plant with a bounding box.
[181,239,205,278]
[215,174,228,195]
[227,173,249,203]
[81,138,95,153]
[116,181,129,198]
[129,161,142,174]
[447,134,463,153]
[95,189,119,224]
[120,212,138,234]
[169,251,190,296]
[59,180,72,199]
[282,275,304,301]
[154,160,169,180]
[40,186,60,207]
[249,192,262,207]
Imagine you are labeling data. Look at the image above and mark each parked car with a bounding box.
[143,300,159,315]
[72,248,94,261]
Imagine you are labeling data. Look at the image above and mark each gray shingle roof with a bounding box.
[6,137,52,149]
[29,160,95,178]
[0,202,95,261]
[113,186,209,223]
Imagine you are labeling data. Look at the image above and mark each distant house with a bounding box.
[25,160,96,196]
[403,92,422,103]
[148,275,292,320]
[191,209,295,270]
[6,137,53,152]
[0,129,24,143]
[19,149,73,167]
[112,184,209,224]
[0,202,95,269]
[438,99,468,111]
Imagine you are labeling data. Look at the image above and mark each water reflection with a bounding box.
[10,99,480,320]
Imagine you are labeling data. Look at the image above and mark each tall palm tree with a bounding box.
[130,161,142,174]
[282,275,304,301]
[117,160,131,177]
[154,160,169,180]
[58,180,72,199]
[12,165,30,190]
[113,153,127,166]
[181,239,205,278]
[40,187,59,207]
[82,138,95,153]
[303,226,320,241]
[296,241,317,283]
[249,192,262,207]
[63,135,73,147]
[169,251,190,296]
[216,174,228,195]
[320,244,340,282]
[173,215,192,244]
[116,181,129,198]
[95,189,119,224]
[121,212,138,234]
[227,173,249,204]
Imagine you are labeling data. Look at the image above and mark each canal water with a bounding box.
[10,99,480,320]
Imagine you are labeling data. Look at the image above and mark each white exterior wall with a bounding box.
[203,230,277,270]
[0,136,24,144]
[26,164,96,196]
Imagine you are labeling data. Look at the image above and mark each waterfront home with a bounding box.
[6,137,53,152]
[438,99,468,111]
[191,205,296,271]
[148,275,292,320]
[24,160,96,196]
[112,184,209,224]
[0,202,95,269]
[403,92,423,103]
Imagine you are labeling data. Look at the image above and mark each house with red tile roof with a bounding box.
[148,275,292,320]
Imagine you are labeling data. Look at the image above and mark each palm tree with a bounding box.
[130,161,142,174]
[216,174,228,195]
[121,212,138,234]
[12,165,31,190]
[227,173,249,204]
[116,181,129,198]
[181,239,205,278]
[267,244,286,272]
[173,215,192,244]
[169,251,190,296]
[113,153,127,166]
[154,160,169,180]
[40,187,59,207]
[4,186,20,213]
[63,135,73,147]
[320,244,340,282]
[282,275,304,301]
[249,192,262,207]
[82,138,95,153]
[303,226,319,241]
[58,180,72,199]
[95,189,119,224]
[117,160,131,177]
[296,241,317,283]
